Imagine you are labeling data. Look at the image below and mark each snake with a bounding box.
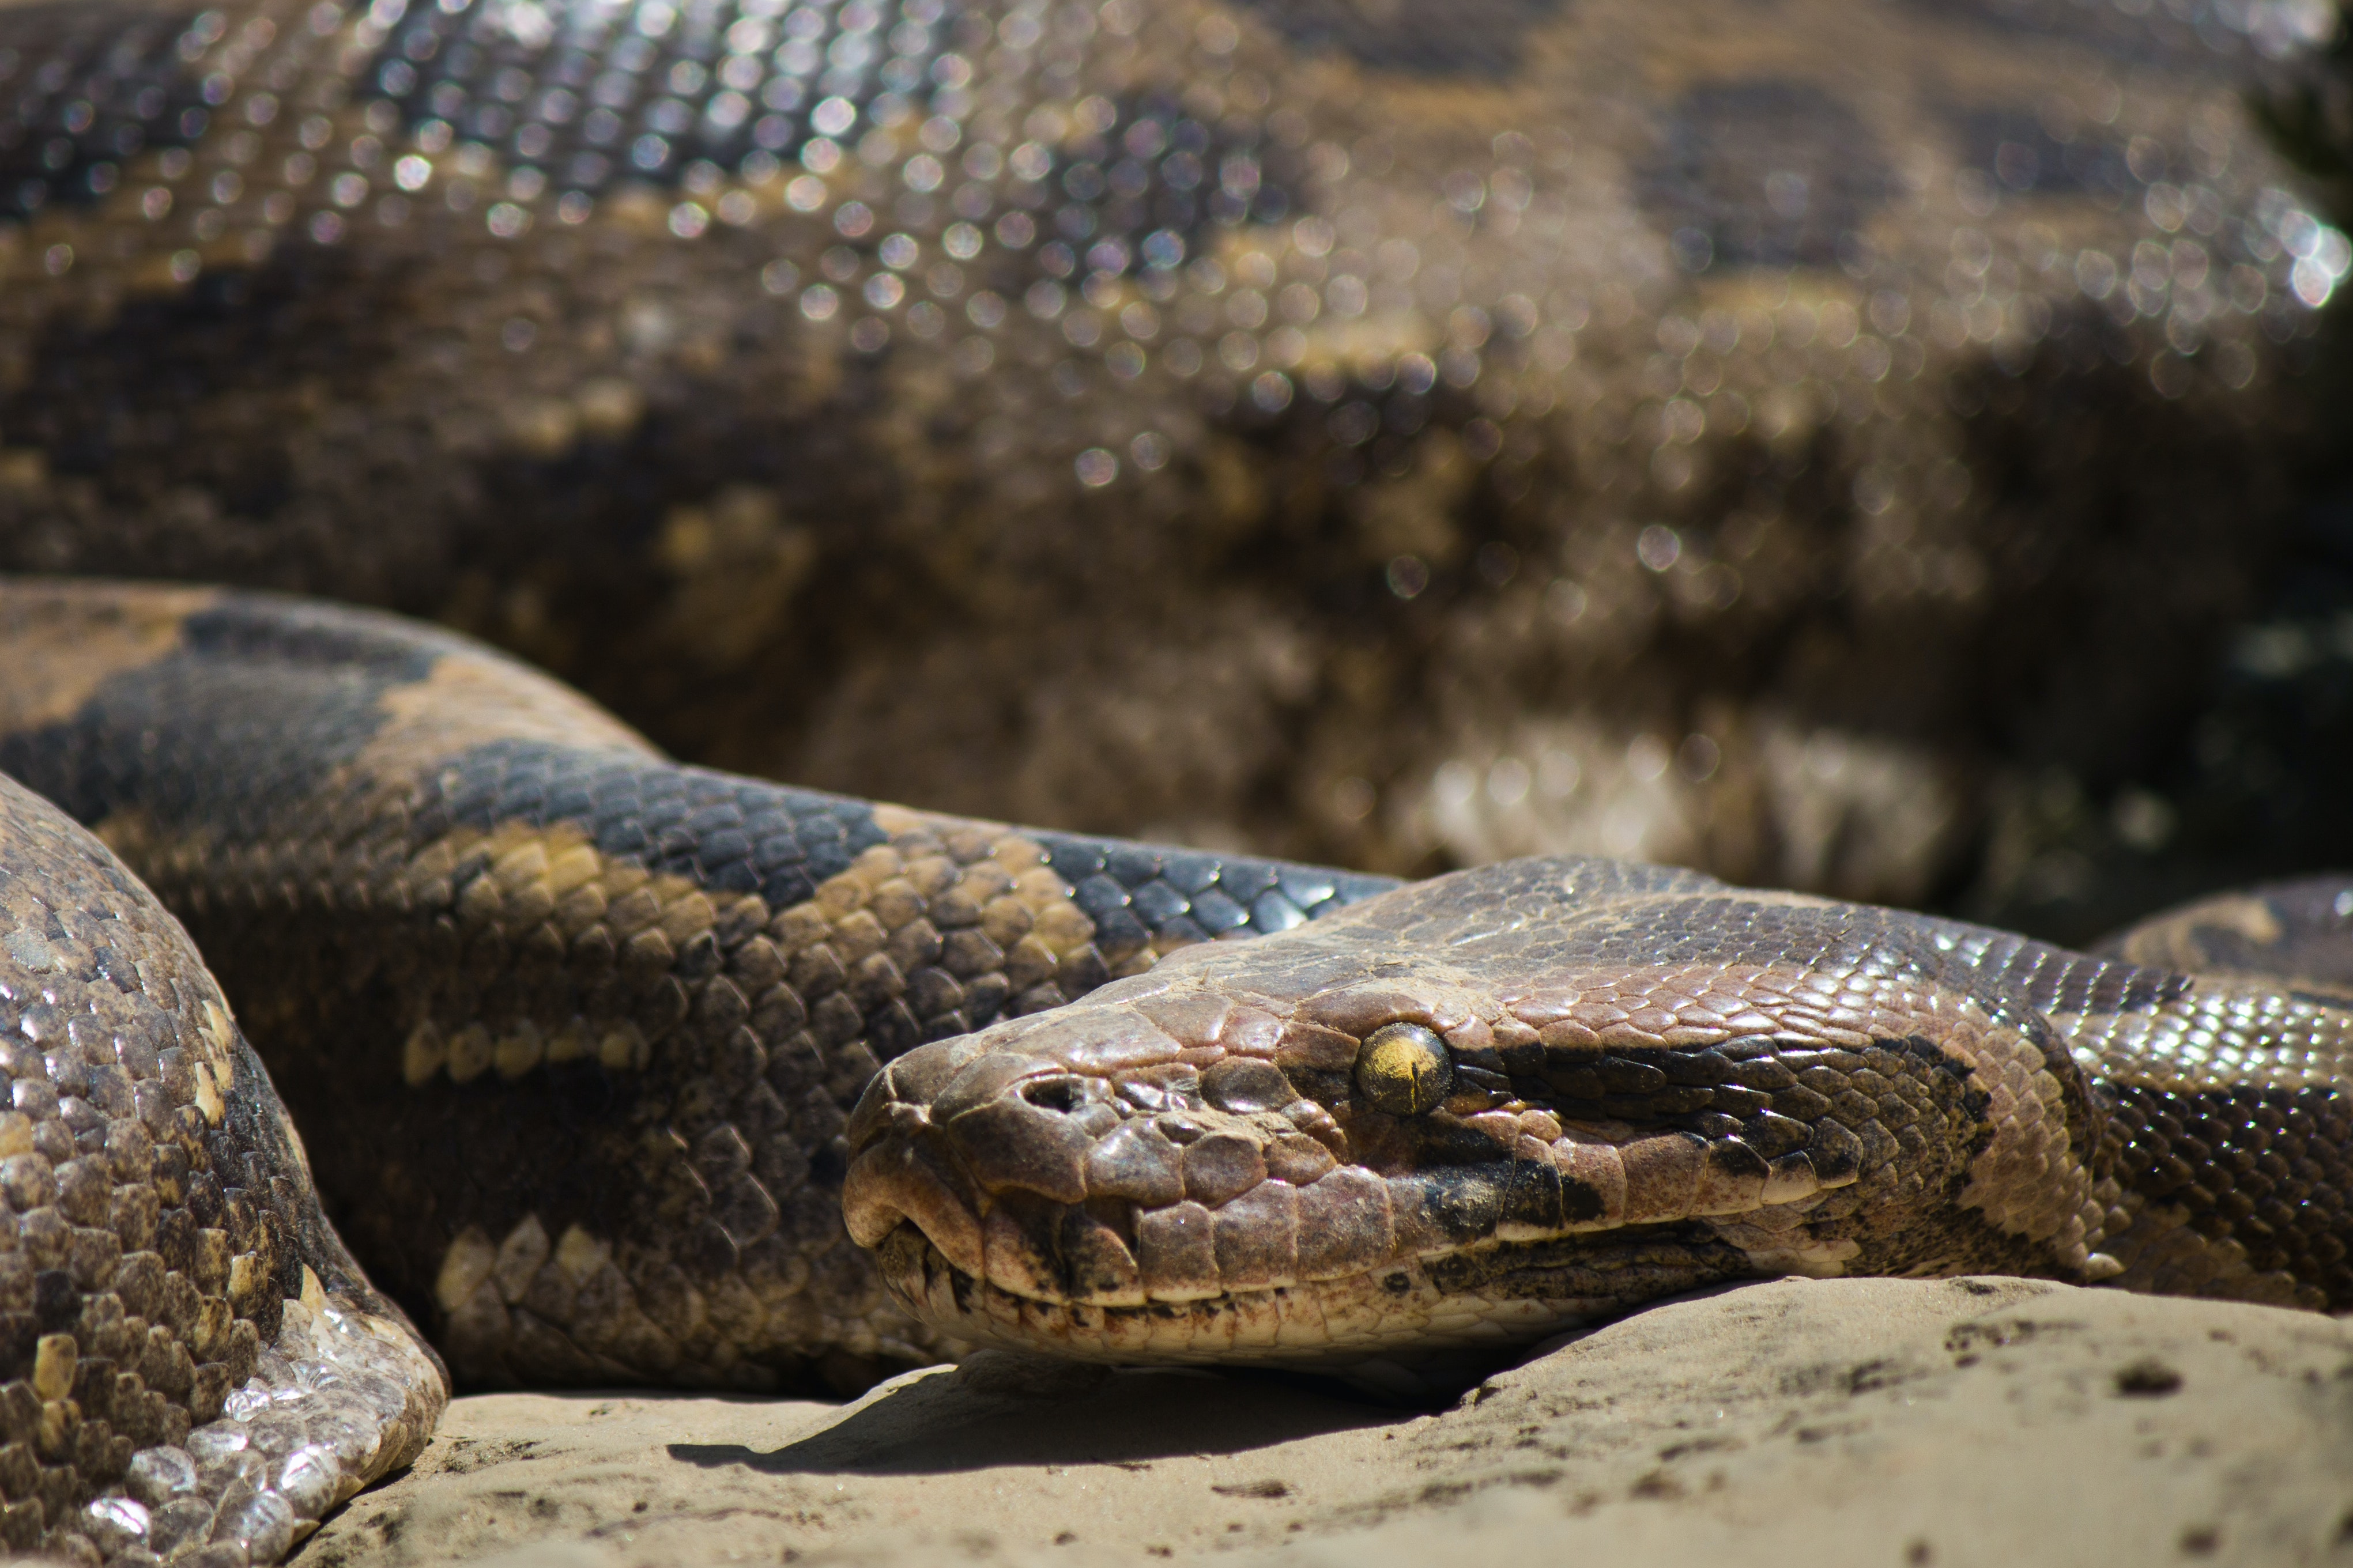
[0,577,2341,1567]
[0,576,1404,1565]
[0,0,2341,1559]
[844,854,2353,1375]
[0,0,2337,919]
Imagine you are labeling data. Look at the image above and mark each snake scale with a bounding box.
[0,0,2338,1560]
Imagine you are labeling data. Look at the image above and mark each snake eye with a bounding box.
[1355,1022,1453,1116]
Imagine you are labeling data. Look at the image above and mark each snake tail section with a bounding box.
[843,857,2353,1370]
[0,772,443,1567]
[0,577,1396,1397]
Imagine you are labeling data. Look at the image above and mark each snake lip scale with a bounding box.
[844,856,2353,1369]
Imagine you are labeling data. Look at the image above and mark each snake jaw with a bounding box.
[840,857,2155,1361]
[843,1000,1720,1362]
[840,951,1828,1359]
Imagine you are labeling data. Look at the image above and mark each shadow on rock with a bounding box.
[666,1350,1398,1476]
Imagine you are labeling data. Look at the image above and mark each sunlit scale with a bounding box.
[2062,988,2353,1087]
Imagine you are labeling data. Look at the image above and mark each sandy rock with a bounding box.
[298,1277,2353,1568]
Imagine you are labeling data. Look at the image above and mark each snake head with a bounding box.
[842,856,2107,1367]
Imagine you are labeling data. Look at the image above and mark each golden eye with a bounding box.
[1355,1022,1452,1116]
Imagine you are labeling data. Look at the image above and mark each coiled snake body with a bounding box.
[0,0,2342,1551]
[0,579,1397,1563]
[0,579,2341,1563]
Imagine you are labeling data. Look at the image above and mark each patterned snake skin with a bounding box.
[0,578,2341,1562]
[0,576,1399,1561]
[0,770,440,1567]
[0,0,2341,914]
[0,0,2344,1558]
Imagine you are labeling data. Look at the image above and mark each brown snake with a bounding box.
[0,0,2341,1554]
[844,855,2353,1377]
[0,584,2336,1565]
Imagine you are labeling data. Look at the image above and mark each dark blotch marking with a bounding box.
[0,598,443,830]
[1233,0,1565,77]
[418,740,889,911]
[0,247,406,516]
[1959,928,2194,1021]
[1898,0,2233,67]
[1406,1167,1507,1241]
[1037,830,1395,950]
[1636,80,1891,269]
[1560,1178,1605,1225]
[1500,1158,1565,1231]
[1945,106,2132,199]
[0,587,900,914]
[2102,1080,2353,1309]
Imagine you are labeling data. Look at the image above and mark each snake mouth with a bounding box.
[859,1218,1638,1366]
[837,1024,1797,1362]
[837,1039,1543,1359]
[840,1076,1436,1333]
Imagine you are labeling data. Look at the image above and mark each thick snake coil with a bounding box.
[0,581,2338,1562]
[0,577,1394,1563]
[0,774,441,1567]
[0,0,2335,936]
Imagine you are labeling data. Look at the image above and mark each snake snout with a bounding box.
[842,1028,1174,1293]
[844,998,1405,1314]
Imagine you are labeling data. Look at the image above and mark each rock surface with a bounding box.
[293,1276,2353,1567]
